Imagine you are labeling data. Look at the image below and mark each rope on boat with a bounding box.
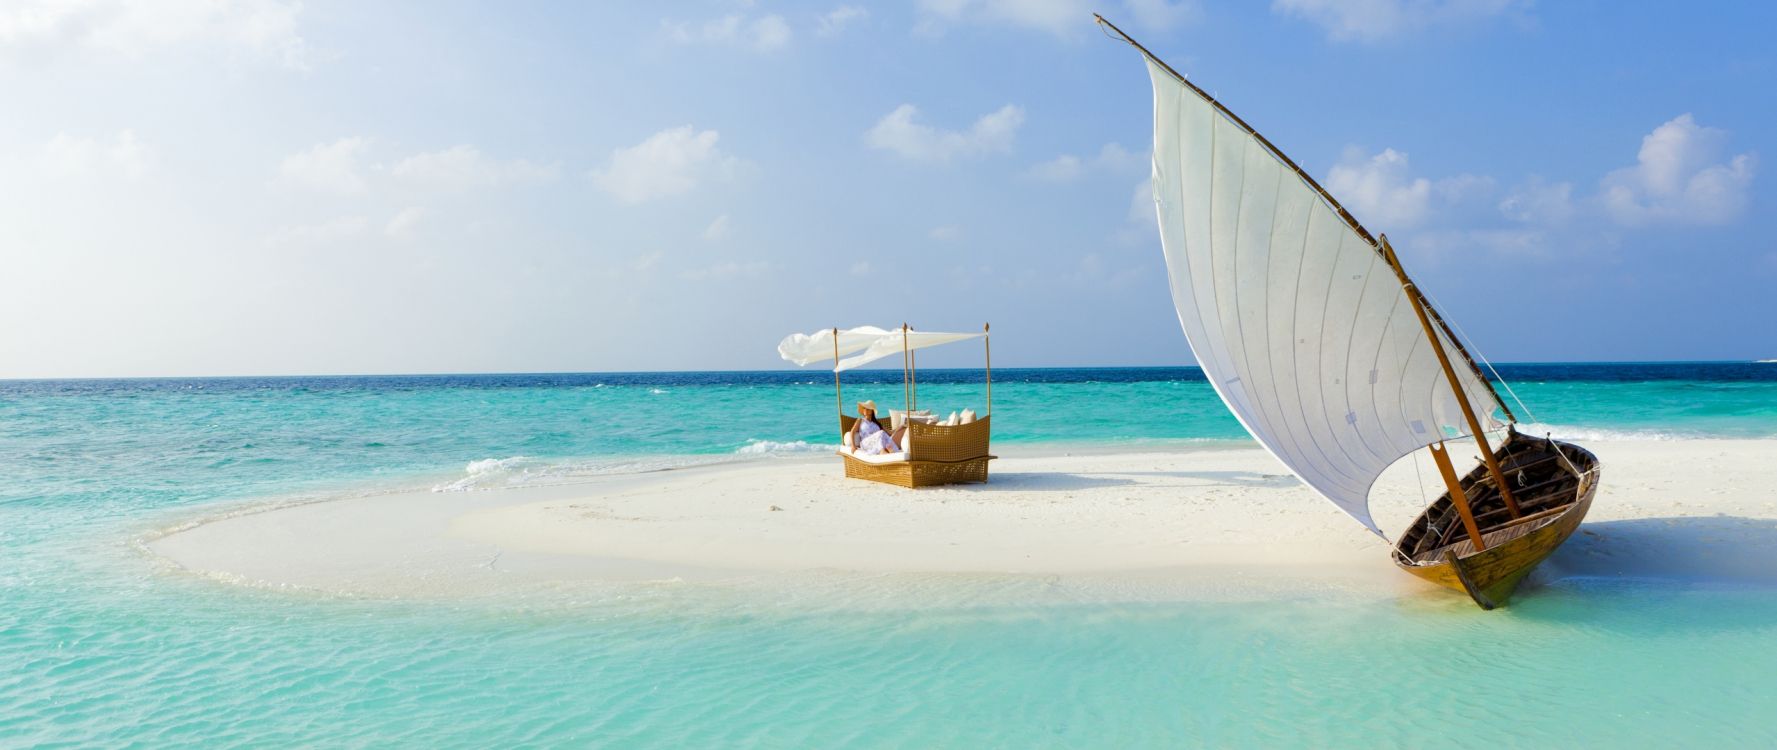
[1547,432,1592,479]
[1409,444,1437,540]
[1418,286,1540,426]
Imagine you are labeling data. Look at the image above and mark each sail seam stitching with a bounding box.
[1343,253,1391,466]
[1288,206,1364,490]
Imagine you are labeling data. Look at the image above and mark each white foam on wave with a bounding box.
[430,448,822,492]
[1516,422,1700,442]
[429,440,840,492]
[432,456,548,492]
[733,439,838,455]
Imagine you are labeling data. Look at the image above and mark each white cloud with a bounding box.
[266,215,369,247]
[929,225,961,241]
[1410,227,1551,259]
[1271,0,1529,43]
[1599,114,1757,227]
[391,145,557,192]
[917,0,1081,37]
[1326,147,1431,227]
[850,260,874,276]
[0,0,315,69]
[1028,142,1143,182]
[916,0,1196,37]
[702,214,732,241]
[665,13,791,52]
[1325,147,1490,229]
[682,260,770,280]
[1499,176,1574,224]
[39,130,150,179]
[590,126,739,204]
[1115,178,1160,245]
[865,104,1024,163]
[1128,179,1155,226]
[750,16,792,50]
[1122,0,1200,31]
[816,6,868,37]
[385,207,426,240]
[1094,142,1144,172]
[278,137,370,195]
[1029,154,1084,182]
[630,251,664,273]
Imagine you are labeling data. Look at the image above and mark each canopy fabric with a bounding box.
[835,329,983,372]
[1145,58,1502,533]
[777,326,893,367]
[777,326,984,372]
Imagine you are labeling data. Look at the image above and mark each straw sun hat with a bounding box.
[856,400,877,413]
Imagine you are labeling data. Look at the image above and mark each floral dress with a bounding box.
[854,418,900,455]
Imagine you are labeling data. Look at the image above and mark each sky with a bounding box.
[1,0,1773,378]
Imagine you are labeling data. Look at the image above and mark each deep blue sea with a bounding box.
[3,363,1775,746]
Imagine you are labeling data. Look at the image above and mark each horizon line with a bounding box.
[3,359,1771,383]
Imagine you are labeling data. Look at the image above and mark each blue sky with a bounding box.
[2,0,1772,378]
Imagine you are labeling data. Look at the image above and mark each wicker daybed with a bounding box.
[777,324,997,488]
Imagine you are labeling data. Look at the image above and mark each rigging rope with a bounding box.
[1417,286,1540,426]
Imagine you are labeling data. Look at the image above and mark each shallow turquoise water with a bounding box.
[5,567,1775,746]
[3,365,1776,746]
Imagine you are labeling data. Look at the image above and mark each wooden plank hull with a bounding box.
[1392,433,1601,609]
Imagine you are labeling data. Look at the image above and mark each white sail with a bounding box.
[1145,58,1502,532]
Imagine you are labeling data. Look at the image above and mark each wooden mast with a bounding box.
[1429,441,1486,551]
[1091,12,1515,423]
[1381,236,1521,519]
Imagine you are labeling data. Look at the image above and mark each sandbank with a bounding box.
[146,440,1777,600]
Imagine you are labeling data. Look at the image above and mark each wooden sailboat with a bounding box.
[1097,16,1601,608]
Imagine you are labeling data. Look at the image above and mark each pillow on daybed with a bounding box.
[889,409,935,430]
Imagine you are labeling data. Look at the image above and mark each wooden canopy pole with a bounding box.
[984,322,992,416]
[1429,441,1486,552]
[910,326,918,413]
[832,326,842,419]
[902,322,911,415]
[1381,236,1521,519]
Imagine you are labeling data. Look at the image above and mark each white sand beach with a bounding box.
[148,440,1777,599]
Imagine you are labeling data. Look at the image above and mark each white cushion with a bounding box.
[960,409,977,424]
[849,450,907,464]
[889,409,935,430]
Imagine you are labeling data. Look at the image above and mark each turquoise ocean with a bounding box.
[4,363,1777,746]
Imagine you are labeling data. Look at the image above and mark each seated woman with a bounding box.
[848,400,906,455]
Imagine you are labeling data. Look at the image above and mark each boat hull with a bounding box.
[1392,433,1601,609]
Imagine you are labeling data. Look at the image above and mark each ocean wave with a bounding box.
[1515,422,1705,441]
[432,456,549,492]
[733,439,838,455]
[431,452,778,492]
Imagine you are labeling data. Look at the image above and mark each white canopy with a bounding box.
[1144,57,1502,533]
[778,326,985,372]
